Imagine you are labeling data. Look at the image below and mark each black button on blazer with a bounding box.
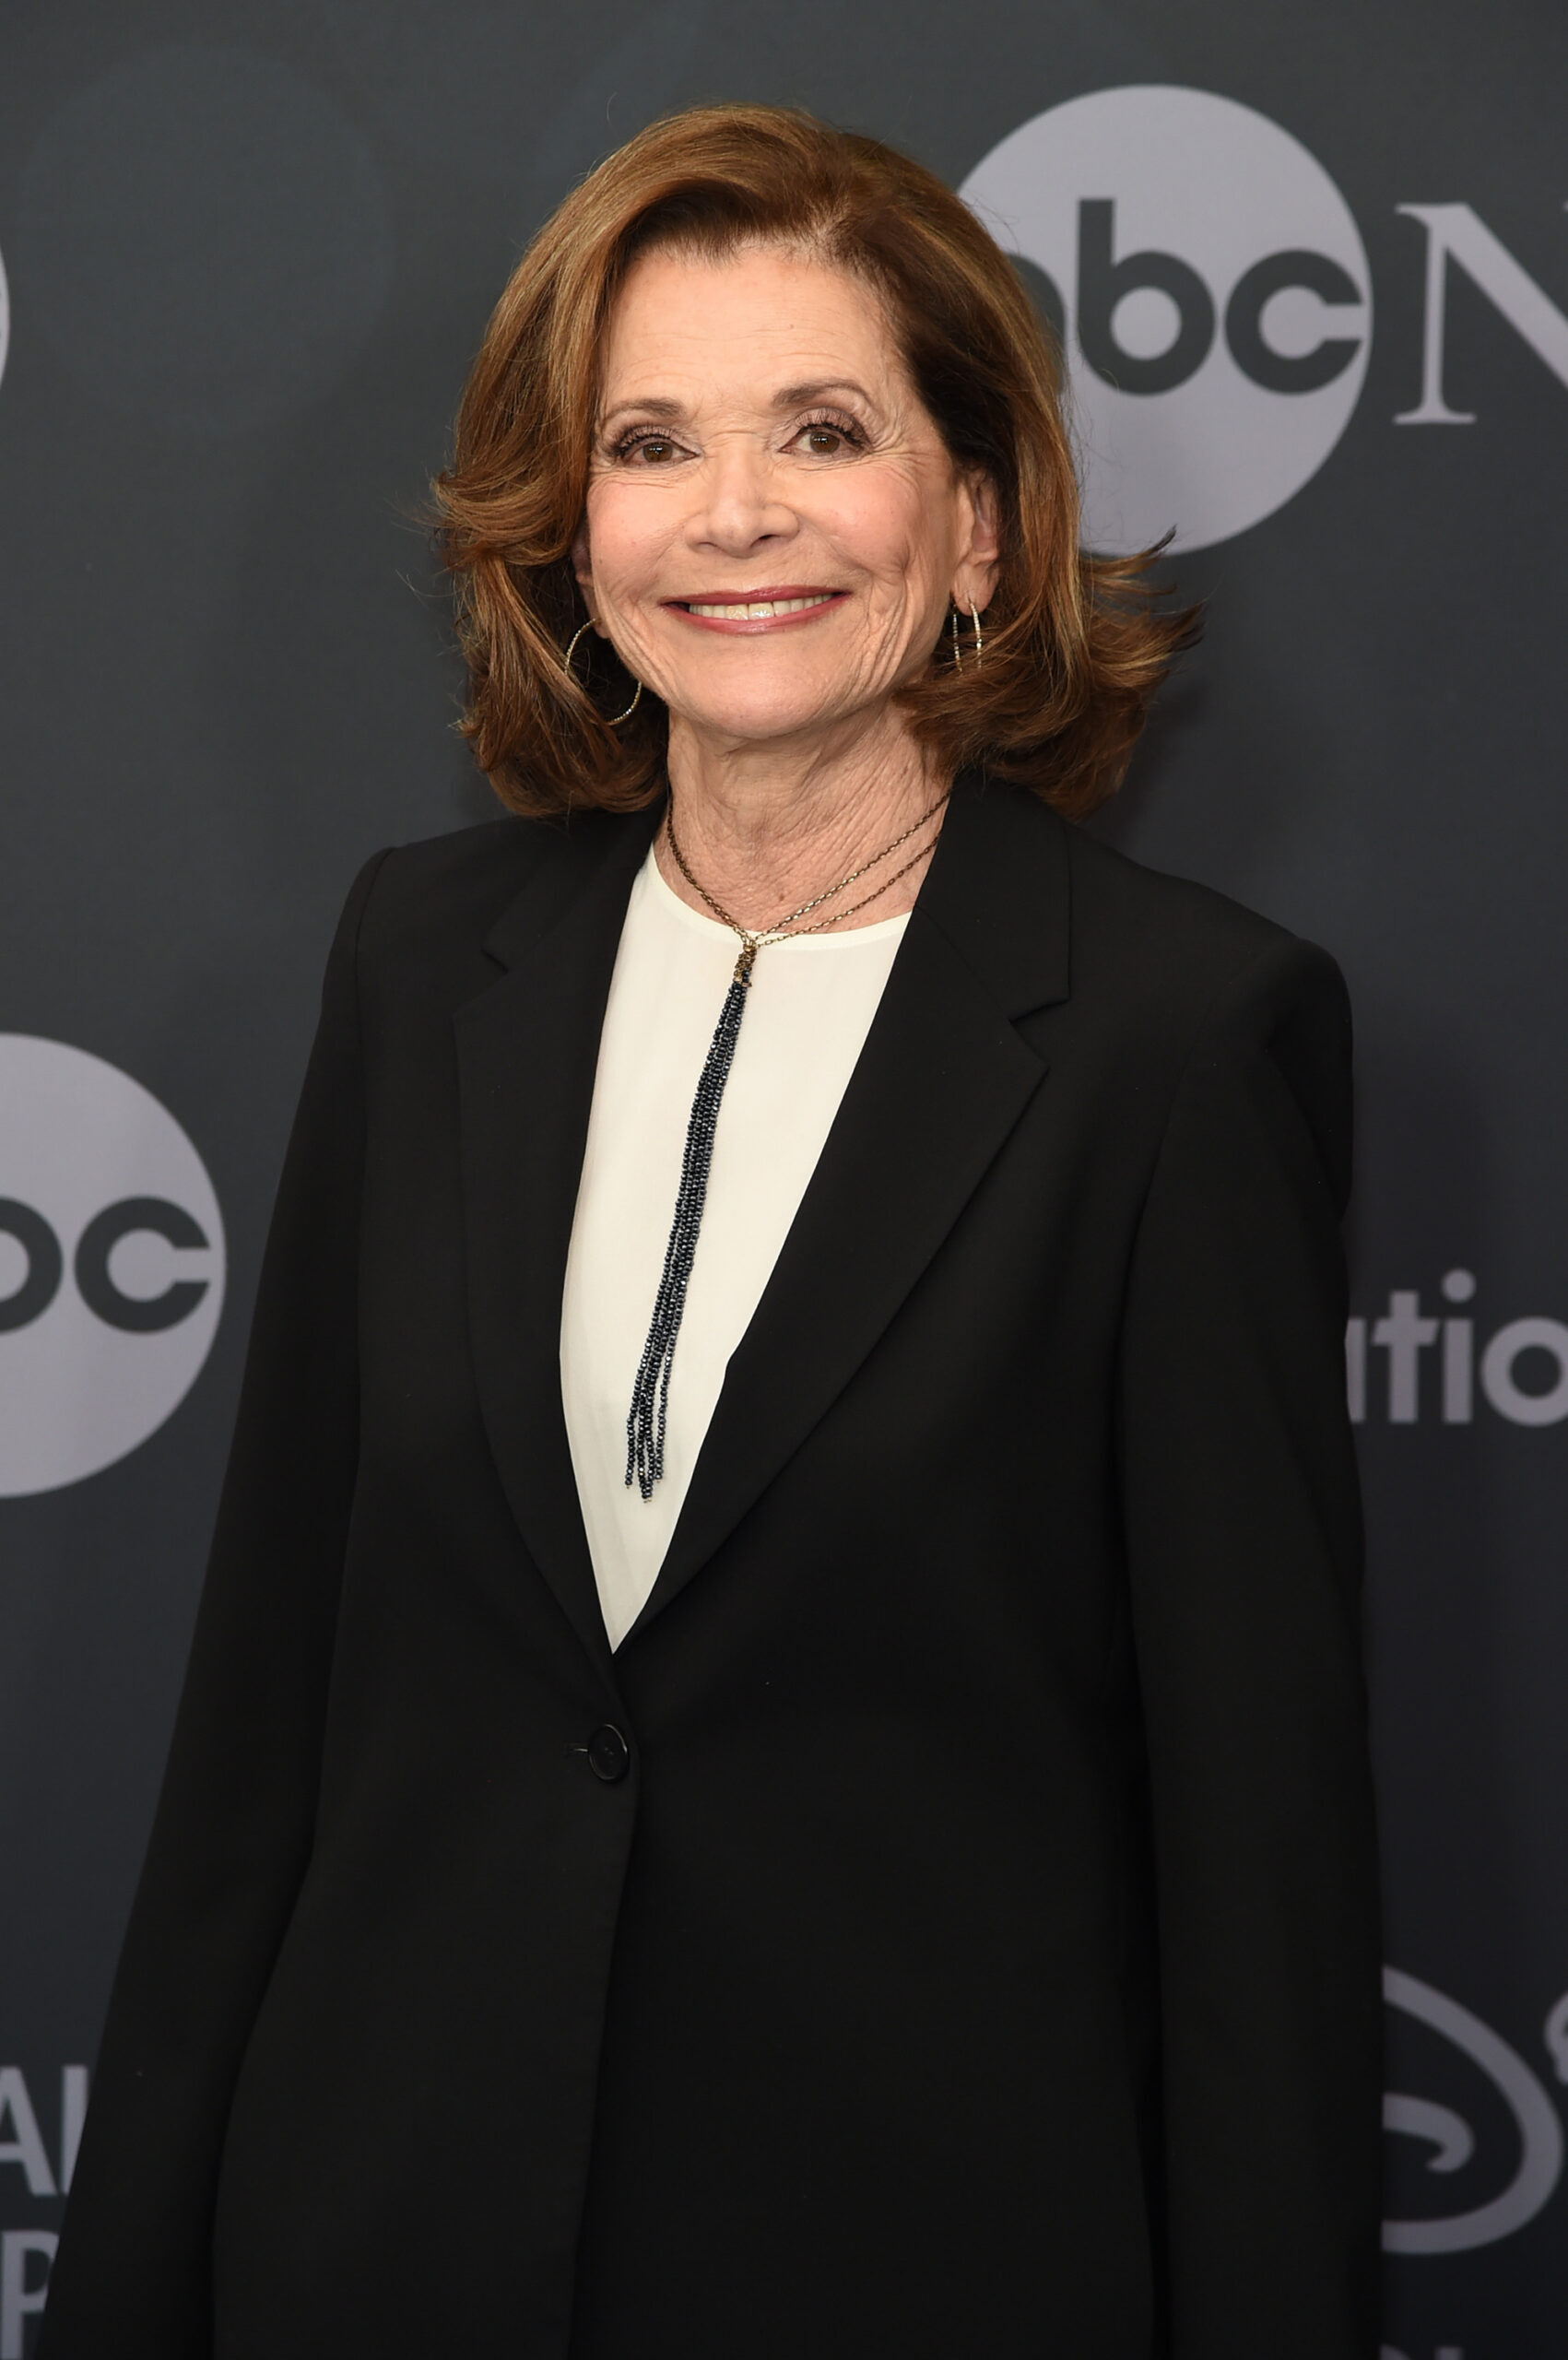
[40,773,1383,2360]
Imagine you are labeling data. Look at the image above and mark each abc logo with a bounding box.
[961,86,1373,551]
[0,1035,224,1495]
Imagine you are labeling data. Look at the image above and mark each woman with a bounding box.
[41,104,1383,2359]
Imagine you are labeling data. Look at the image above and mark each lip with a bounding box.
[662,585,848,635]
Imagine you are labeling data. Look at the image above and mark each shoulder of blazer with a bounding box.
[1053,814,1353,1211]
[925,774,1347,1044]
[1057,808,1349,1042]
[341,800,666,996]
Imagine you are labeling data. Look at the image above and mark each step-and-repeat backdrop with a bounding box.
[2,3,1563,2352]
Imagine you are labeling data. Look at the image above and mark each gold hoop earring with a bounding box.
[949,602,984,670]
[563,618,643,726]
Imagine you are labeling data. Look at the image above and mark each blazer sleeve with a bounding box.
[1115,932,1383,2360]
[38,849,389,2360]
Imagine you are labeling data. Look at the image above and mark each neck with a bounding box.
[658,704,949,934]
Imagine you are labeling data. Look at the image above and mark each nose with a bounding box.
[687,434,797,558]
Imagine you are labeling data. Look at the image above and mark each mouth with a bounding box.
[664,586,846,632]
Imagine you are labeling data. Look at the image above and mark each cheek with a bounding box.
[582,486,667,596]
[819,477,954,599]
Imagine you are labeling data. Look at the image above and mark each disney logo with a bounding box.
[1383,1966,1565,2253]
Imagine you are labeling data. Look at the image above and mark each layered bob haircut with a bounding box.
[433,104,1193,820]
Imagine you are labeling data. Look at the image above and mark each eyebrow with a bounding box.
[598,396,686,428]
[773,379,877,409]
[597,379,879,431]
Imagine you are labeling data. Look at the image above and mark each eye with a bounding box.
[789,413,866,457]
[611,430,684,466]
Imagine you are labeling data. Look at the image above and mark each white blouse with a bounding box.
[560,845,908,1649]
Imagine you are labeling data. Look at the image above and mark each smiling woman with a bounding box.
[39,101,1382,2360]
[575,242,998,807]
[432,103,1187,822]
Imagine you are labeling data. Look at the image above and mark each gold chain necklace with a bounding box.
[663,787,949,982]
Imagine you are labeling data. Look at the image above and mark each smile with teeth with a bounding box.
[681,593,839,620]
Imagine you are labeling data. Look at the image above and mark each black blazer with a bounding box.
[41,773,1383,2360]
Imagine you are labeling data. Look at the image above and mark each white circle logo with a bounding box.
[961,86,1373,552]
[0,1036,225,1495]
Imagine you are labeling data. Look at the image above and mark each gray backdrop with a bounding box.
[3,4,1565,2353]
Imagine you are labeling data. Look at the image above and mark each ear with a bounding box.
[570,518,607,635]
[951,472,1002,614]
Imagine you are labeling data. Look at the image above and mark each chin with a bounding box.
[668,684,870,746]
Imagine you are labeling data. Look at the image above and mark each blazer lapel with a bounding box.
[454,801,662,1683]
[620,776,1072,1647]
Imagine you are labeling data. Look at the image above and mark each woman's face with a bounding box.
[574,242,998,752]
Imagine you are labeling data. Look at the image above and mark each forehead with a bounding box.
[598,242,907,405]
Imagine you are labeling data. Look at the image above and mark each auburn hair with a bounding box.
[431,103,1194,820]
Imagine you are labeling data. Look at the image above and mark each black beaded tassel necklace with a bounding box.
[623,788,949,1501]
